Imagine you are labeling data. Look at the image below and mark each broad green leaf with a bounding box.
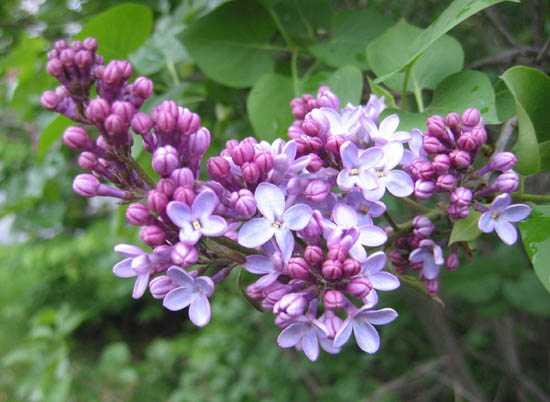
[503,271,550,316]
[324,65,363,106]
[37,115,73,160]
[367,77,397,109]
[511,105,540,174]
[310,9,393,70]
[494,79,515,122]
[519,205,550,293]
[367,20,463,93]
[449,208,482,245]
[373,0,518,85]
[538,140,550,172]
[247,73,294,141]
[75,3,154,62]
[388,70,498,131]
[180,0,276,88]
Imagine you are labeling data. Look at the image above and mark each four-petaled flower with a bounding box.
[238,183,312,262]
[360,113,411,146]
[345,191,386,226]
[167,189,228,245]
[163,266,214,327]
[337,141,383,193]
[409,239,444,280]
[478,193,531,245]
[358,251,400,304]
[277,315,331,361]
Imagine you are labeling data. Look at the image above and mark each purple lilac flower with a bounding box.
[362,94,387,123]
[361,142,414,201]
[334,306,398,354]
[345,191,386,226]
[238,183,312,262]
[478,193,531,245]
[277,314,331,361]
[361,114,411,146]
[320,106,363,140]
[358,251,400,301]
[166,189,228,245]
[337,141,383,193]
[243,244,285,289]
[401,128,427,165]
[163,266,214,327]
[264,139,311,184]
[409,239,444,280]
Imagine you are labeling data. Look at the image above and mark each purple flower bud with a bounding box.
[75,50,93,69]
[471,126,487,146]
[254,151,274,174]
[322,259,343,280]
[305,179,330,203]
[46,58,63,77]
[149,276,175,299]
[302,110,329,137]
[288,121,304,139]
[54,39,68,52]
[424,278,439,295]
[111,101,135,124]
[317,86,339,110]
[188,127,210,155]
[133,77,154,99]
[299,216,322,241]
[417,161,436,180]
[83,37,98,52]
[96,136,111,151]
[154,110,176,133]
[177,108,201,136]
[423,135,447,154]
[63,126,93,150]
[274,313,293,328]
[494,171,519,193]
[231,142,255,166]
[304,245,323,266]
[342,258,361,277]
[327,246,347,262]
[73,174,99,197]
[436,174,457,192]
[41,90,60,110]
[263,282,291,305]
[173,186,195,205]
[290,98,307,120]
[447,203,469,219]
[449,149,471,169]
[390,250,405,265]
[70,40,83,51]
[170,168,194,188]
[126,203,150,226]
[489,152,517,172]
[413,216,434,238]
[461,108,481,127]
[275,293,308,317]
[147,190,168,214]
[153,145,179,176]
[246,284,264,301]
[225,139,239,152]
[445,252,459,271]
[288,257,310,280]
[450,187,472,207]
[60,48,75,67]
[79,152,97,170]
[307,154,323,173]
[347,276,373,299]
[207,157,230,180]
[414,179,437,200]
[230,189,257,218]
[326,135,345,154]
[445,112,461,131]
[309,137,323,153]
[140,225,166,247]
[47,49,58,60]
[157,100,179,119]
[433,154,451,173]
[87,98,110,123]
[241,162,260,183]
[104,114,125,136]
[171,242,198,267]
[103,60,123,84]
[323,290,344,310]
[457,132,477,151]
[130,112,153,135]
[156,178,176,197]
[427,118,447,140]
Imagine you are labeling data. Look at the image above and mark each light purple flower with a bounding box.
[361,114,411,146]
[238,183,312,262]
[359,251,400,298]
[166,189,228,245]
[243,244,285,290]
[361,142,414,201]
[478,193,531,245]
[345,191,386,226]
[277,315,331,361]
[362,94,387,123]
[163,266,214,327]
[320,106,363,140]
[265,139,311,184]
[401,128,427,165]
[334,306,398,354]
[113,244,172,299]
[337,141,383,193]
[409,239,444,280]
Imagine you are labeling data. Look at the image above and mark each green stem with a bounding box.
[401,65,412,112]
[413,83,424,112]
[166,56,180,86]
[402,197,432,213]
[510,192,550,203]
[268,7,294,49]
[302,58,320,83]
[291,48,300,97]
[384,211,400,231]
[519,175,526,193]
[126,156,156,189]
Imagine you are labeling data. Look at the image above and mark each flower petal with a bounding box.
[192,189,218,220]
[255,183,285,221]
[361,182,386,201]
[278,323,304,348]
[332,203,358,227]
[491,193,511,212]
[358,225,387,247]
[188,295,211,327]
[166,201,192,228]
[337,169,358,190]
[353,320,380,354]
[422,257,440,280]
[370,272,400,291]
[502,204,531,222]
[114,244,144,257]
[362,251,387,275]
[362,289,379,308]
[379,114,400,137]
[238,218,275,248]
[254,271,281,290]
[179,222,201,245]
[495,218,518,245]
[301,327,320,361]
[195,276,215,297]
[340,141,359,168]
[132,274,149,299]
[244,255,274,274]
[381,141,404,170]
[283,204,313,230]
[478,212,495,233]
[113,258,136,278]
[200,215,227,237]
[275,228,295,263]
[409,248,429,263]
[333,319,353,348]
[383,170,414,197]
[362,308,398,325]
[167,266,195,288]
[349,242,367,262]
[358,147,384,169]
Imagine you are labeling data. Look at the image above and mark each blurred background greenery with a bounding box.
[1,0,549,401]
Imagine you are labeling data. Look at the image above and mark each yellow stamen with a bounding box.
[360,205,369,213]
[491,211,499,219]
[273,220,282,228]
[192,220,202,230]
[377,170,384,177]
[349,168,359,175]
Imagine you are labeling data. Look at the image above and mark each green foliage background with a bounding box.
[0,0,549,401]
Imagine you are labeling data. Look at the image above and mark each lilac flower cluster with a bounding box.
[42,38,532,361]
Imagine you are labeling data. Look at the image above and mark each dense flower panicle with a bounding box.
[42,37,533,362]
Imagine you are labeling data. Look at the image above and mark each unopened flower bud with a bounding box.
[154,110,176,133]
[423,135,447,154]
[140,225,166,247]
[326,135,345,154]
[171,242,198,267]
[457,132,477,151]
[413,216,434,238]
[254,151,274,174]
[307,154,323,173]
[317,86,339,110]
[111,101,135,124]
[433,154,451,173]
[130,113,153,135]
[246,284,264,301]
[461,108,480,127]
[207,157,230,180]
[445,252,459,271]
[415,179,437,199]
[177,108,201,136]
[188,127,210,155]
[323,290,344,310]
[288,257,310,280]
[79,152,97,170]
[342,258,361,277]
[126,203,150,226]
[327,246,347,262]
[173,186,195,205]
[494,171,519,193]
[303,109,329,136]
[322,259,343,280]
[230,189,257,218]
[133,77,154,99]
[153,145,179,176]
[447,203,469,219]
[347,276,372,299]
[304,245,323,266]
[75,50,93,68]
[427,118,447,140]
[83,37,98,52]
[417,161,436,180]
[87,98,110,123]
[436,174,457,192]
[231,142,255,166]
[73,174,99,197]
[147,190,168,214]
[156,178,175,197]
[149,276,175,299]
[242,162,260,183]
[299,216,321,241]
[41,90,60,109]
[449,149,471,169]
[445,112,461,131]
[471,126,487,146]
[305,179,329,203]
[63,126,93,150]
[490,152,517,172]
[450,187,472,207]
[424,278,439,295]
[390,250,405,265]
[104,114,125,136]
[275,293,307,317]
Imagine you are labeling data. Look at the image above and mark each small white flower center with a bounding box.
[273,220,282,228]
[192,220,202,230]
[349,168,359,176]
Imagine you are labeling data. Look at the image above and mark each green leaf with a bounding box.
[37,115,73,160]
[519,205,550,293]
[503,271,550,316]
[75,3,154,62]
[388,70,498,131]
[367,20,463,93]
[323,65,363,106]
[538,140,550,172]
[247,73,294,141]
[367,77,397,109]
[494,79,516,121]
[180,0,276,88]
[449,208,482,245]
[372,0,518,85]
[511,105,540,174]
[310,9,393,70]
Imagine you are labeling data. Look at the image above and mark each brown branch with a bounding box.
[484,7,518,47]
[466,46,538,69]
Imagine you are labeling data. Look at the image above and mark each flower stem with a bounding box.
[125,156,156,189]
[510,192,550,203]
[401,65,412,112]
[401,197,432,213]
[384,211,400,231]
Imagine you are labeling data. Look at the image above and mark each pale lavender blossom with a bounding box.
[238,183,312,262]
[345,191,386,226]
[320,105,363,140]
[358,251,400,300]
[166,189,228,245]
[478,193,531,245]
[334,306,398,354]
[243,243,285,290]
[409,239,444,280]
[277,314,331,361]
[163,266,214,327]
[362,94,387,123]
[361,141,414,201]
[266,139,311,184]
[401,128,427,165]
[337,141,383,193]
[113,244,172,299]
[361,114,411,146]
